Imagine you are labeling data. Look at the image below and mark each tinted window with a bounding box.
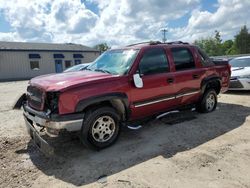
[198,49,206,64]
[139,48,169,75]
[171,48,195,71]
[197,48,214,66]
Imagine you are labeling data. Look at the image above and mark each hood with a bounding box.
[30,70,118,91]
[231,67,250,77]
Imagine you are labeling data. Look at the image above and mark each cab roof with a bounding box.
[116,41,195,50]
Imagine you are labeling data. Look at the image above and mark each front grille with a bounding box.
[229,80,244,88]
[27,86,44,110]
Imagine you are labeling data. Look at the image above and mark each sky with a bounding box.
[0,0,249,47]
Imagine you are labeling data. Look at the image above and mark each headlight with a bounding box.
[46,92,60,113]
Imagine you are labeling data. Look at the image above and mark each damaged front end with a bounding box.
[13,88,83,156]
[13,91,55,156]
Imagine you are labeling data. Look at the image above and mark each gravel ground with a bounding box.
[0,81,250,188]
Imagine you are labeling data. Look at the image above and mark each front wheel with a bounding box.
[80,107,120,150]
[196,89,217,113]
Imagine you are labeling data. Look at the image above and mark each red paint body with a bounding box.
[28,44,231,121]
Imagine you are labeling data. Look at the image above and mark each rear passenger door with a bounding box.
[170,47,204,105]
[130,47,178,119]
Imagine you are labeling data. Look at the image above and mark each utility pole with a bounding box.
[161,28,168,43]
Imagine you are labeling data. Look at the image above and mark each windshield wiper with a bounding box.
[94,69,112,74]
[84,67,93,71]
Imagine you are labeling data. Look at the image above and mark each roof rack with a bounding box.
[127,41,162,47]
[166,41,189,45]
[126,41,189,47]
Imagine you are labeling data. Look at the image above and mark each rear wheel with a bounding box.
[80,107,120,150]
[196,89,217,113]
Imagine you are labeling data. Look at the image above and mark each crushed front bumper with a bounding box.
[23,104,83,135]
[24,115,54,156]
[23,104,84,155]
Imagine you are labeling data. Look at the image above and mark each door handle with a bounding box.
[167,78,174,84]
[192,74,199,79]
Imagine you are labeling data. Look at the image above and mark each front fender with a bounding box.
[13,93,27,110]
[75,92,130,119]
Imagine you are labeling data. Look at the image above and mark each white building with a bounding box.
[0,41,100,81]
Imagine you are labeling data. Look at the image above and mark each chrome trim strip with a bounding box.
[176,91,200,98]
[134,90,200,108]
[134,96,175,108]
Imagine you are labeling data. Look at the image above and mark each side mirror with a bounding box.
[133,73,143,88]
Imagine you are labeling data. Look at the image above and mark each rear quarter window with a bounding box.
[197,48,214,66]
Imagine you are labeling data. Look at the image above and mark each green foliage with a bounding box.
[194,31,223,56]
[235,25,250,54]
[94,43,110,53]
[194,25,250,56]
[223,40,238,55]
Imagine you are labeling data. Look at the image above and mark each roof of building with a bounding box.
[0,41,99,52]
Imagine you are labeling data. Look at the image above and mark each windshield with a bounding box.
[87,49,139,75]
[64,64,89,72]
[229,58,250,67]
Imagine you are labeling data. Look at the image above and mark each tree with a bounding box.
[221,40,235,55]
[215,30,222,44]
[235,25,250,54]
[194,25,250,56]
[194,31,224,56]
[94,43,110,53]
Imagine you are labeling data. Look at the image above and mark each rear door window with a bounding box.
[171,48,195,71]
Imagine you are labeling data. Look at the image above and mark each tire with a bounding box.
[196,89,217,113]
[80,106,120,150]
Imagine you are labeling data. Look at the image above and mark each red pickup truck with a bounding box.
[15,41,231,152]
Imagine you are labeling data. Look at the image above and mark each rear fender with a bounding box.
[201,76,221,95]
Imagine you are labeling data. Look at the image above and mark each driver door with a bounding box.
[129,47,178,120]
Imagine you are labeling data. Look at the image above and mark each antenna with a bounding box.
[161,28,168,43]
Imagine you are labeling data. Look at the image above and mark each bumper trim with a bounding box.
[23,105,83,133]
[24,116,54,156]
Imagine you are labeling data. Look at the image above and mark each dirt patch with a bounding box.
[0,81,250,188]
[0,136,39,188]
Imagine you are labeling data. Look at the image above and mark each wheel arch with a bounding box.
[201,76,222,95]
[75,93,130,121]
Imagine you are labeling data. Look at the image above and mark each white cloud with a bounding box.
[0,0,249,47]
[169,0,250,42]
[86,0,200,46]
[0,32,22,41]
[0,0,98,43]
[48,0,98,34]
